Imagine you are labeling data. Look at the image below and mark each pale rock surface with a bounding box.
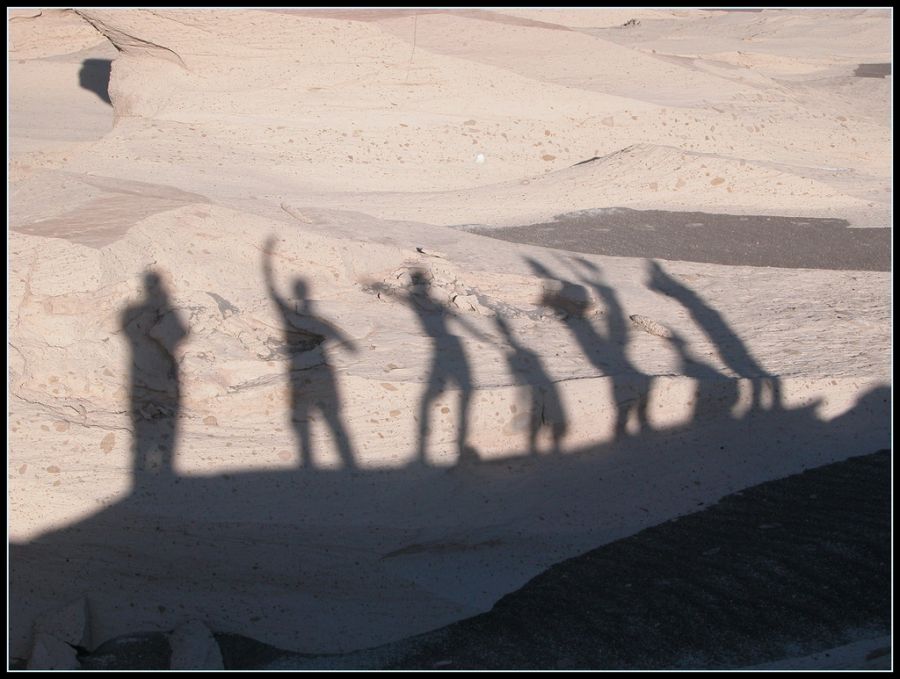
[27,633,80,670]
[168,620,224,670]
[8,7,891,662]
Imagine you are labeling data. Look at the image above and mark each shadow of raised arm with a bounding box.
[262,236,291,318]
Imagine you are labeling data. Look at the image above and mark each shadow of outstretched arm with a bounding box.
[646,259,781,410]
[302,315,359,354]
[263,237,359,354]
[372,281,490,343]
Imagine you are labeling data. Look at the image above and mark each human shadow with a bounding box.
[8,257,892,667]
[668,329,742,426]
[120,270,188,484]
[373,269,486,464]
[527,257,652,439]
[494,313,567,455]
[570,256,655,437]
[79,58,113,105]
[646,259,781,411]
[263,237,359,469]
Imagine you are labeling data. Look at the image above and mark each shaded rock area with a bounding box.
[381,449,890,670]
[467,208,891,271]
[854,63,891,78]
[78,633,171,670]
[169,620,223,670]
[53,450,889,670]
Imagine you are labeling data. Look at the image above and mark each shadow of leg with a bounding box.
[418,378,444,462]
[293,413,312,468]
[321,407,356,469]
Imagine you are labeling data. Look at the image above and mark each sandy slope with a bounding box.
[7,8,891,664]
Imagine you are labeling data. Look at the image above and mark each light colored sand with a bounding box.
[8,8,891,661]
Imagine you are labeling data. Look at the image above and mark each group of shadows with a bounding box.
[125,237,786,477]
[12,238,889,666]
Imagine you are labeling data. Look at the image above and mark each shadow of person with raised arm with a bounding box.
[120,270,188,486]
[494,313,567,455]
[668,329,741,425]
[527,257,599,361]
[263,237,359,469]
[570,256,655,438]
[646,259,781,412]
[527,257,651,440]
[375,268,487,465]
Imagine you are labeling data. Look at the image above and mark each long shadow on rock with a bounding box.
[263,237,359,469]
[527,256,652,440]
[121,270,188,485]
[494,313,567,455]
[372,268,487,464]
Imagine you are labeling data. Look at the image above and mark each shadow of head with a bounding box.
[540,281,592,319]
[407,268,436,303]
[408,268,431,288]
[79,58,112,105]
[143,270,163,295]
[293,280,309,300]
